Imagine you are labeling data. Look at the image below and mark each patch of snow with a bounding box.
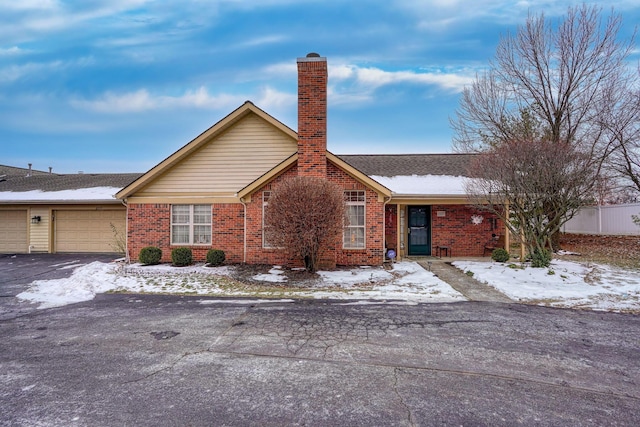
[0,187,122,201]
[252,272,288,282]
[16,257,640,313]
[50,260,81,267]
[370,174,470,195]
[58,263,85,270]
[453,259,640,312]
[313,262,465,302]
[17,262,138,309]
[252,265,287,282]
[317,267,392,287]
[17,261,466,308]
[125,263,235,276]
[557,250,581,256]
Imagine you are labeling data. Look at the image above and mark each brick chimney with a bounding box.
[297,53,327,177]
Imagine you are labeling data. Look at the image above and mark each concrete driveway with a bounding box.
[1,255,639,426]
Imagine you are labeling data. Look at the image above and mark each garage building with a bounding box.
[0,165,141,254]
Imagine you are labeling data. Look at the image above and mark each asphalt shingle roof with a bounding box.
[2,153,474,198]
[336,153,476,177]
[0,164,142,193]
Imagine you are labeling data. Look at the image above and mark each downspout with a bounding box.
[239,197,247,264]
[121,198,130,263]
[382,196,392,265]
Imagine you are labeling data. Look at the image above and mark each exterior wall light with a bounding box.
[31,216,41,224]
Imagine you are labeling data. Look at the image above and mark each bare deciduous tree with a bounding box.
[466,138,596,267]
[264,176,346,273]
[452,4,636,160]
[452,5,638,254]
[603,72,640,195]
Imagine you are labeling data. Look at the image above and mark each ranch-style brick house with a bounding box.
[116,53,505,267]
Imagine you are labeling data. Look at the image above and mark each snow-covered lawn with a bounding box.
[453,259,640,313]
[15,258,640,313]
[16,261,465,309]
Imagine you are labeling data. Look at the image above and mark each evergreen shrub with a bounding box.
[139,246,162,265]
[491,248,510,263]
[171,247,193,267]
[206,249,225,267]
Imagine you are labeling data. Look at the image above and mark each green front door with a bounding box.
[408,206,431,256]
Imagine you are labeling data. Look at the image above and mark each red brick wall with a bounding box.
[127,203,171,262]
[431,205,502,256]
[297,55,327,178]
[385,204,398,254]
[240,161,385,267]
[127,199,500,263]
[245,165,300,266]
[211,203,244,263]
[328,162,385,266]
[127,203,244,263]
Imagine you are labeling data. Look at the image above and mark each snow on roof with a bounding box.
[0,187,121,202]
[370,174,469,196]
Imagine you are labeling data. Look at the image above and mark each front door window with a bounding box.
[408,206,430,255]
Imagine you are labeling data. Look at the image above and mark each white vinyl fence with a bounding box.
[562,203,640,235]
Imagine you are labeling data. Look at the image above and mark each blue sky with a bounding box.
[1,1,639,173]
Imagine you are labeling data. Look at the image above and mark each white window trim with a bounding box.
[171,204,211,246]
[344,191,366,249]
[262,191,275,249]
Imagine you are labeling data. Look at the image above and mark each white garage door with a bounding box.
[0,210,28,253]
[55,210,126,253]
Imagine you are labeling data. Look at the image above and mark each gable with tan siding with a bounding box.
[135,113,296,198]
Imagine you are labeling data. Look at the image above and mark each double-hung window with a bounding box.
[344,191,365,249]
[171,205,211,245]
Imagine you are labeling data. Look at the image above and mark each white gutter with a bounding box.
[121,198,130,263]
[239,197,248,264]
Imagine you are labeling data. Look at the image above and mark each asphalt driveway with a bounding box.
[1,255,639,426]
[0,253,120,320]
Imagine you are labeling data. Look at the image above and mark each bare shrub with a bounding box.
[466,138,596,266]
[264,176,347,273]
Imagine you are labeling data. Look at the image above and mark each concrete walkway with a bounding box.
[411,257,513,303]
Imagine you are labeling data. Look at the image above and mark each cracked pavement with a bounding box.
[1,293,639,426]
[1,254,640,426]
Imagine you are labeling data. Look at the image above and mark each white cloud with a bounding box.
[0,60,63,82]
[70,86,248,113]
[255,86,296,110]
[0,0,155,43]
[329,64,356,81]
[328,89,373,106]
[0,46,26,56]
[0,0,59,11]
[394,0,606,31]
[0,57,94,83]
[262,61,297,78]
[236,34,287,48]
[331,64,474,94]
